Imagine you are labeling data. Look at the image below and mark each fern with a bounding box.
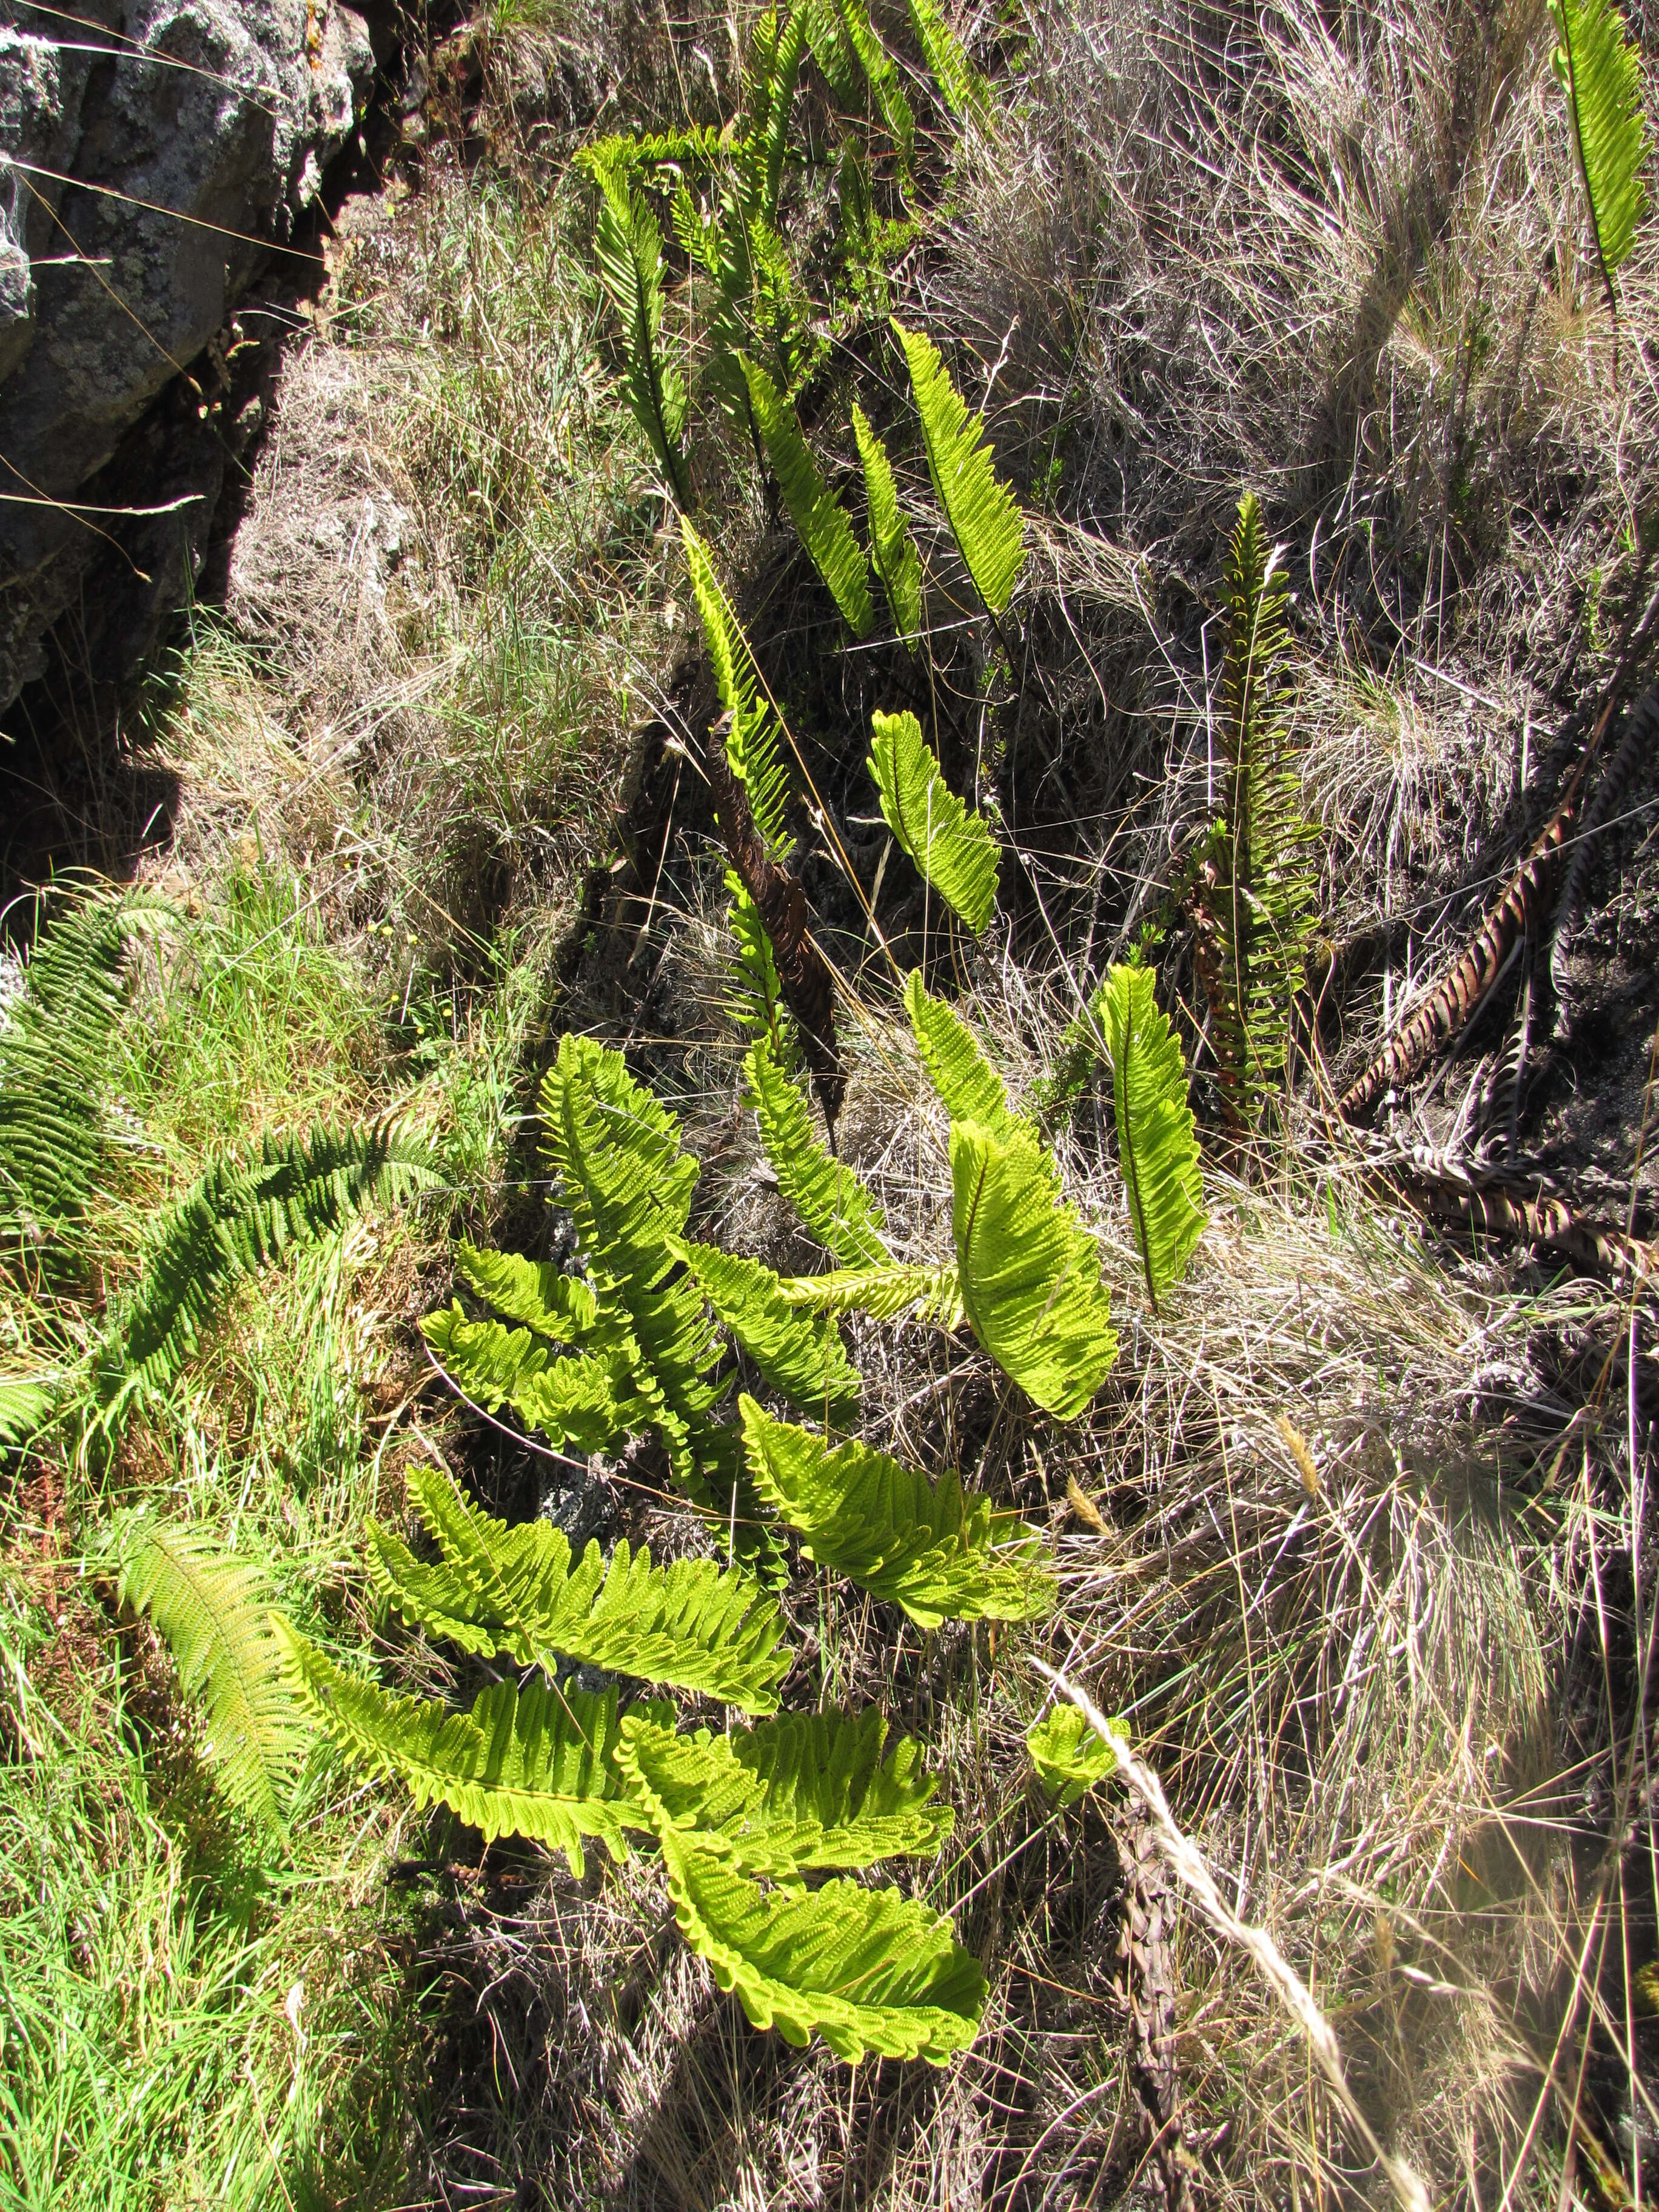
[893,319,1025,616]
[673,1237,862,1423]
[744,1036,891,1267]
[683,519,794,859]
[655,1828,984,2060]
[0,1374,55,1451]
[114,1517,306,1838]
[584,144,694,508]
[749,5,811,227]
[420,1306,625,1452]
[278,1624,649,1877]
[726,871,796,1058]
[951,1121,1118,1418]
[370,1463,790,1712]
[809,0,916,160]
[1552,0,1649,327]
[905,0,990,124]
[776,1261,965,1327]
[1027,1703,1119,1808]
[452,1242,598,1343]
[614,1706,951,1875]
[95,1119,437,1429]
[1193,493,1316,1128]
[742,358,874,635]
[740,1396,1054,1626]
[904,972,1034,1148]
[1098,965,1205,1310]
[870,714,1000,931]
[853,404,923,641]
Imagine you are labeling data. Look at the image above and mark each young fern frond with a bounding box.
[683,519,794,858]
[870,713,999,931]
[811,0,916,159]
[672,1237,862,1423]
[452,1243,598,1343]
[740,1396,1054,1626]
[905,0,990,124]
[744,1036,891,1268]
[776,1261,964,1327]
[1027,1703,1121,1807]
[278,1624,648,1877]
[0,1375,55,1452]
[370,1463,790,1712]
[951,1121,1118,1418]
[748,3,811,227]
[583,145,694,508]
[1098,965,1205,1311]
[1552,0,1649,326]
[852,404,922,641]
[96,1119,437,1430]
[655,1828,985,2062]
[1194,493,1316,1128]
[726,871,796,1056]
[905,971,1035,1148]
[114,1517,307,1838]
[741,357,874,635]
[614,1707,951,1875]
[420,1306,625,1452]
[893,319,1025,615]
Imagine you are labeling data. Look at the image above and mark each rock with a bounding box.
[0,1,379,716]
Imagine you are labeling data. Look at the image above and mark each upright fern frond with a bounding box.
[278,1624,648,1877]
[951,1121,1118,1418]
[811,0,916,159]
[683,519,794,858]
[614,1706,951,1875]
[452,1243,598,1344]
[1194,494,1316,1128]
[1552,0,1649,327]
[893,320,1025,615]
[742,358,874,636]
[740,1396,1054,1625]
[905,0,990,123]
[96,1119,437,1428]
[744,1036,891,1269]
[114,1518,306,1838]
[655,1828,985,2061]
[748,3,811,227]
[0,1374,55,1452]
[852,404,923,642]
[420,1305,625,1452]
[584,145,694,508]
[1098,965,1205,1311]
[726,871,796,1057]
[870,714,1000,931]
[673,1238,862,1423]
[904,973,1033,1146]
[1027,1703,1120,1807]
[370,1463,790,1712]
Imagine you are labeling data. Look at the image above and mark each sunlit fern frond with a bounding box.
[892,319,1025,615]
[672,1236,861,1423]
[870,714,999,930]
[742,357,874,635]
[852,404,923,642]
[744,1036,891,1268]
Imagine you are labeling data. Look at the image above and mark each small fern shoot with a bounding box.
[740,1396,1054,1626]
[115,1517,307,1839]
[583,144,694,507]
[852,404,922,641]
[452,1244,598,1342]
[744,1036,891,1268]
[869,712,999,931]
[892,320,1025,615]
[741,358,874,635]
[1552,0,1649,339]
[1027,1703,1120,1807]
[1098,965,1205,1310]
[420,1306,625,1452]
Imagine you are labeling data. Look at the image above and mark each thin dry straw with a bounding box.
[1031,1659,1434,2212]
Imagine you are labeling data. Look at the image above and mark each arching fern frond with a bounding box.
[583,144,693,508]
[744,1036,890,1269]
[776,1262,964,1328]
[420,1305,625,1453]
[904,972,1033,1145]
[871,715,999,931]
[277,1623,648,1877]
[742,358,874,637]
[892,319,1025,615]
[1552,0,1649,323]
[655,1828,985,2061]
[370,1463,789,1712]
[739,1396,1054,1626]
[951,1121,1118,1418]
[905,0,990,124]
[96,1119,437,1429]
[114,1517,306,1838]
[673,1237,862,1422]
[683,519,794,859]
[614,1707,950,1875]
[853,404,922,642]
[1098,964,1205,1311]
[452,1243,598,1343]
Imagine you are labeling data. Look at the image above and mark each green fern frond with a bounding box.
[277,1623,647,1877]
[420,1305,625,1453]
[742,358,874,636]
[892,320,1025,615]
[582,127,724,174]
[1027,1703,1120,1807]
[614,1706,951,1875]
[1098,965,1205,1311]
[683,519,794,859]
[951,1121,1118,1418]
[673,1238,862,1423]
[905,0,990,123]
[452,1242,598,1343]
[115,1518,306,1837]
[852,404,922,642]
[1553,0,1649,305]
[1029,980,1109,1122]
[585,146,694,507]
[370,1463,790,1712]
[870,714,999,931]
[739,1396,1054,1626]
[775,1261,964,1328]
[655,1828,985,2061]
[0,1374,56,1452]
[748,5,810,227]
[904,972,1033,1146]
[743,1036,890,1268]
[726,871,796,1057]
[96,1119,437,1427]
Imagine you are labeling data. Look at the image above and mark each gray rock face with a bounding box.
[0,1,377,712]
